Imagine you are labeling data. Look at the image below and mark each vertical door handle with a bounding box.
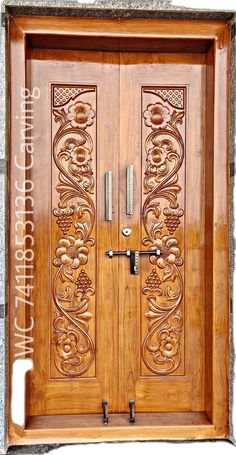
[126,165,134,215]
[105,171,112,221]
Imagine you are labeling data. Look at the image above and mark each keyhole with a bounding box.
[122,227,132,237]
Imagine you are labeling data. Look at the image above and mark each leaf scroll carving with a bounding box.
[52,86,96,377]
[142,88,185,375]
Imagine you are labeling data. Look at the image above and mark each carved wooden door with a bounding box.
[29,49,205,416]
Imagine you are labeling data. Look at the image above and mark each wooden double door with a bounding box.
[29,48,206,417]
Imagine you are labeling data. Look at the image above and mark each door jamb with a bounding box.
[8,15,230,445]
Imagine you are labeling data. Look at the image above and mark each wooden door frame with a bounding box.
[8,15,230,445]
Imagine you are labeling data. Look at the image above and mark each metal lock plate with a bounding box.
[130,251,139,275]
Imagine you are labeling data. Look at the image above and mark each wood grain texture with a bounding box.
[8,15,230,445]
[51,85,97,378]
[14,16,228,39]
[12,413,223,445]
[27,49,120,415]
[21,49,206,416]
[119,52,206,413]
[141,86,185,376]
[211,24,230,435]
[8,18,29,443]
[28,35,213,53]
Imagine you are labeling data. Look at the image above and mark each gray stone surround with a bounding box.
[0,0,235,453]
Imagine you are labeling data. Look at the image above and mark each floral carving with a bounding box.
[148,145,167,169]
[52,87,96,377]
[143,103,171,130]
[67,101,95,129]
[58,136,94,193]
[159,332,179,358]
[148,235,183,269]
[57,336,77,361]
[54,236,89,269]
[144,138,179,192]
[142,87,185,375]
[62,138,91,168]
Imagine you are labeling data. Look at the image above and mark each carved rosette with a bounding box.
[52,86,96,377]
[142,87,185,375]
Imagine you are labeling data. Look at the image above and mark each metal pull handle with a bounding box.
[126,165,134,215]
[105,171,112,221]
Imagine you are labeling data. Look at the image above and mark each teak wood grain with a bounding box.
[28,50,121,415]
[8,15,230,445]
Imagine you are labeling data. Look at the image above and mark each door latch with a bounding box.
[106,249,161,275]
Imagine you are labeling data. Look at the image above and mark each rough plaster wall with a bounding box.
[0,0,235,453]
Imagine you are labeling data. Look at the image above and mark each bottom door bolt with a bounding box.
[102,399,109,424]
[129,399,135,423]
